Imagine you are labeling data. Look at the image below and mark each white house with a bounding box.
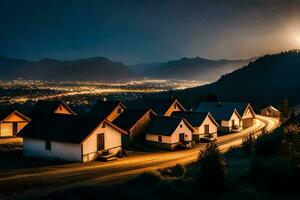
[89,100,126,122]
[18,114,126,162]
[235,103,256,129]
[145,116,194,150]
[172,111,219,142]
[0,110,31,137]
[213,102,256,129]
[196,102,242,133]
[261,106,281,117]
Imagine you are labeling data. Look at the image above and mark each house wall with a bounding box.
[146,120,193,149]
[0,113,29,137]
[106,104,125,122]
[0,123,13,137]
[194,116,218,140]
[128,111,152,144]
[23,138,82,162]
[219,112,241,133]
[82,122,122,162]
[261,107,281,117]
[165,102,185,116]
[242,107,255,119]
[54,105,73,115]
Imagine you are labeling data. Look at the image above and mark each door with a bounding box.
[204,125,209,134]
[231,120,235,128]
[179,133,185,142]
[13,122,18,135]
[97,133,105,151]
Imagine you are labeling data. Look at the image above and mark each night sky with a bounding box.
[1,0,300,64]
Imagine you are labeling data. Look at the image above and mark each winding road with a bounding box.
[0,115,279,200]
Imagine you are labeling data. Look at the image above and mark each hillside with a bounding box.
[0,57,137,82]
[145,50,300,110]
[129,57,254,82]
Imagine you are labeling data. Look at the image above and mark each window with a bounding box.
[180,124,182,128]
[158,136,162,142]
[174,104,177,109]
[117,108,122,114]
[45,141,51,151]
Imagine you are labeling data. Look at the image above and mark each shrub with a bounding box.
[254,128,282,157]
[242,133,255,155]
[250,156,297,192]
[196,142,228,191]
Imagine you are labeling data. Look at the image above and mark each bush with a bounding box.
[250,156,297,192]
[254,128,282,157]
[196,142,228,191]
[242,133,255,155]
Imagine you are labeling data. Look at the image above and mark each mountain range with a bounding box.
[0,57,137,82]
[0,55,253,82]
[129,57,254,82]
[148,50,300,110]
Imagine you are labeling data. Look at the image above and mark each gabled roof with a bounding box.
[32,100,77,115]
[196,102,241,121]
[211,102,255,117]
[124,97,185,115]
[146,115,194,136]
[113,109,155,131]
[171,111,218,127]
[89,100,125,118]
[262,105,280,112]
[0,110,31,123]
[18,114,126,144]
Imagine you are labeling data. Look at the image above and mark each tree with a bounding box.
[195,142,228,191]
[279,98,294,122]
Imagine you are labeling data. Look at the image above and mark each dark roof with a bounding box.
[124,98,185,115]
[18,114,106,143]
[31,100,76,115]
[89,100,124,118]
[196,102,240,121]
[113,109,151,131]
[146,116,190,136]
[171,111,209,126]
[221,102,251,116]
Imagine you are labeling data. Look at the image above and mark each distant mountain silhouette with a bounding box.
[129,57,255,82]
[145,50,300,110]
[0,56,32,77]
[0,57,137,81]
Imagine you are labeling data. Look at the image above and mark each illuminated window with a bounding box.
[45,141,51,151]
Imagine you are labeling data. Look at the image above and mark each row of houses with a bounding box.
[0,98,273,163]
